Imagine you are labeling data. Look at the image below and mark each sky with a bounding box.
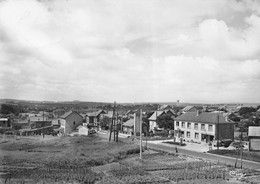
[0,0,260,103]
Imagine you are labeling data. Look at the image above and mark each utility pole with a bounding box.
[42,111,45,139]
[217,113,219,150]
[109,101,116,142]
[116,109,119,142]
[140,109,142,159]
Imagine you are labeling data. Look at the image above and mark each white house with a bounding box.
[78,126,89,136]
[174,111,235,143]
[248,126,260,151]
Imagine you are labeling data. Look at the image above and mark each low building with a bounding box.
[78,125,89,136]
[122,113,141,135]
[174,111,235,143]
[181,106,198,114]
[122,119,134,135]
[60,111,83,134]
[149,111,166,132]
[85,110,106,130]
[0,118,10,127]
[248,126,260,151]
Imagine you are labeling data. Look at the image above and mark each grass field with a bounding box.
[0,134,260,184]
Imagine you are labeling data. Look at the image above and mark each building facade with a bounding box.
[60,111,83,134]
[248,126,260,151]
[174,112,235,143]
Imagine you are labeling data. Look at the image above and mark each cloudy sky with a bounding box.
[0,0,260,103]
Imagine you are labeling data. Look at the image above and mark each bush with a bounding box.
[150,130,169,137]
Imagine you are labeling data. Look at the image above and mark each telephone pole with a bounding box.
[140,109,142,159]
[109,102,116,142]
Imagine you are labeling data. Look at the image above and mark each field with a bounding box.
[0,134,260,184]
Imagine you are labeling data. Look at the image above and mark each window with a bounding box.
[201,124,205,130]
[195,133,199,139]
[176,121,179,127]
[187,123,191,129]
[186,131,190,138]
[194,123,198,130]
[73,121,76,125]
[181,122,185,128]
[208,125,213,132]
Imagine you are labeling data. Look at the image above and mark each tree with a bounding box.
[100,116,111,130]
[156,114,174,130]
[238,107,256,118]
[142,116,149,136]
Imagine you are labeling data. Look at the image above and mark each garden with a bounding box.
[0,134,260,184]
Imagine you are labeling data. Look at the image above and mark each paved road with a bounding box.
[145,142,260,170]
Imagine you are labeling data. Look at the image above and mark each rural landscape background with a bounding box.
[1,0,260,183]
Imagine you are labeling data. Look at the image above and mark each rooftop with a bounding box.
[175,112,233,124]
[123,119,134,127]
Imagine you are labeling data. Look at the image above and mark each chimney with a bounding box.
[196,110,201,116]
[225,116,228,122]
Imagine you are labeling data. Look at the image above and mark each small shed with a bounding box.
[78,126,89,135]
[248,126,260,151]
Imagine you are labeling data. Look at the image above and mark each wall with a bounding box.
[216,123,235,141]
[174,120,216,142]
[64,112,83,134]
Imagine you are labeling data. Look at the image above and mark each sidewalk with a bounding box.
[146,140,215,152]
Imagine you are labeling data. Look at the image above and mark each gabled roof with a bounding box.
[60,111,73,119]
[149,111,165,121]
[123,119,134,127]
[175,112,233,124]
[60,111,83,119]
[165,109,175,115]
[86,110,106,117]
[181,106,196,112]
[29,116,46,122]
[159,105,172,110]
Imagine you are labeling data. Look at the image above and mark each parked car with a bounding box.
[228,141,248,150]
[213,139,233,147]
[89,129,96,134]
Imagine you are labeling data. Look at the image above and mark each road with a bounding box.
[145,141,260,170]
[98,132,260,170]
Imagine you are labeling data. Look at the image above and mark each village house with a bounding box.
[158,105,173,111]
[248,126,260,151]
[0,118,10,128]
[77,125,89,136]
[122,119,134,135]
[122,113,141,135]
[148,110,175,132]
[60,111,83,134]
[29,116,51,129]
[181,106,198,114]
[174,111,235,144]
[85,110,106,130]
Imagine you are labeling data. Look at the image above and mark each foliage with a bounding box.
[100,116,111,129]
[142,116,149,134]
[0,103,26,115]
[208,149,260,163]
[156,114,174,129]
[238,107,256,118]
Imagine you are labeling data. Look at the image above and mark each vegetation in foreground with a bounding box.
[0,134,260,184]
[208,149,260,163]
